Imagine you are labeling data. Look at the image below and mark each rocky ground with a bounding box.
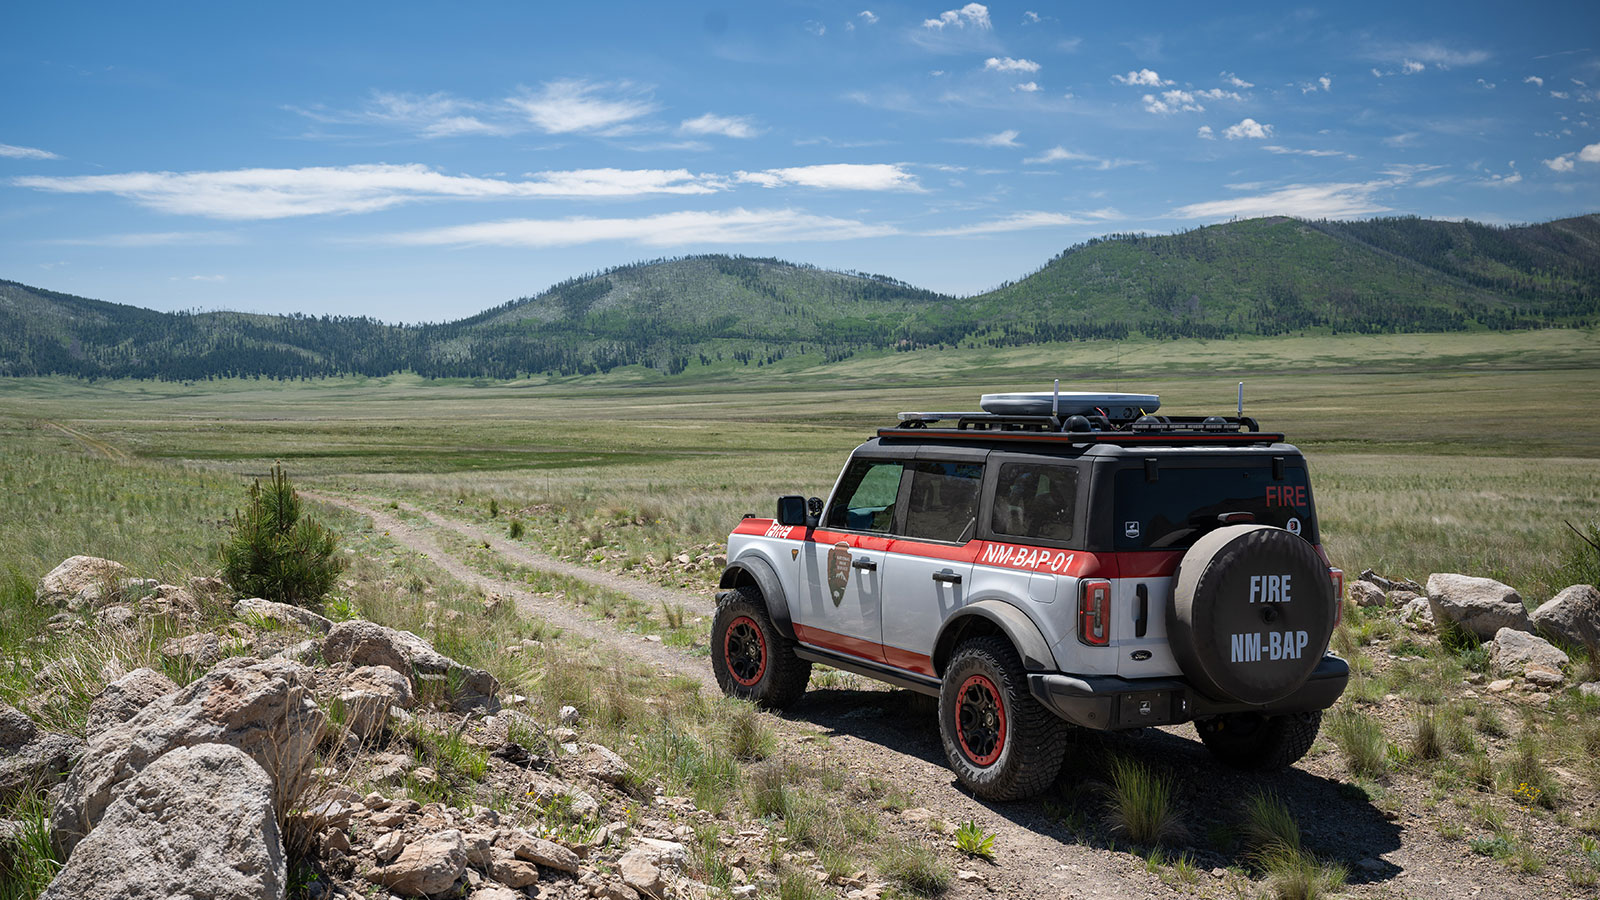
[3,496,1599,900]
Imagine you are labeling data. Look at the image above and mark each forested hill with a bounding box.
[3,213,1597,380]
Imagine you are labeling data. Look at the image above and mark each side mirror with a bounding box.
[776,495,809,527]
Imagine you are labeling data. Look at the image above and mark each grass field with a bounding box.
[3,329,1596,605]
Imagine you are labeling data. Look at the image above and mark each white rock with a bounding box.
[1490,627,1569,679]
[1531,585,1600,650]
[1426,574,1532,639]
[36,557,129,611]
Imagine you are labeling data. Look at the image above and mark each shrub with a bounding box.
[508,519,526,540]
[1328,707,1388,777]
[877,837,950,897]
[1241,791,1301,857]
[220,465,343,606]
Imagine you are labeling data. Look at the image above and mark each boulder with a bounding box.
[0,732,83,805]
[323,621,498,713]
[619,850,663,900]
[36,557,128,611]
[367,828,468,897]
[39,743,283,900]
[338,665,414,741]
[1387,590,1422,608]
[235,597,334,634]
[1531,585,1600,650]
[1398,597,1435,633]
[85,668,179,736]
[94,605,137,630]
[1580,682,1600,699]
[0,700,37,750]
[1490,627,1570,679]
[160,632,223,668]
[1348,581,1386,608]
[489,851,541,887]
[582,743,630,785]
[51,657,325,855]
[472,887,523,900]
[505,830,581,873]
[1426,574,1532,640]
[140,584,202,620]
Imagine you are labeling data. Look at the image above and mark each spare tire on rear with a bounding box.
[1168,525,1335,706]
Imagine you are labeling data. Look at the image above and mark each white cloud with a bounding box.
[1263,145,1354,159]
[1022,11,1041,23]
[859,10,878,24]
[507,79,658,134]
[1196,88,1242,101]
[1143,90,1204,114]
[1551,91,1571,99]
[46,231,242,247]
[1402,60,1426,75]
[14,164,723,219]
[1220,71,1254,89]
[1223,118,1272,139]
[1197,125,1215,140]
[182,274,227,282]
[985,56,1040,73]
[1478,78,1496,89]
[1113,68,1171,87]
[679,113,762,139]
[1172,182,1392,220]
[1391,42,1491,68]
[1581,142,1600,162]
[923,3,990,29]
[380,208,895,248]
[948,129,1021,147]
[735,163,918,191]
[805,20,826,36]
[1013,81,1040,92]
[0,143,61,160]
[924,209,1116,236]
[1480,172,1522,187]
[1525,75,1544,87]
[1383,131,1420,147]
[1543,155,1575,171]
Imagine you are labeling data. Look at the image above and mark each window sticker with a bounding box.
[1124,521,1141,539]
[1286,517,1302,536]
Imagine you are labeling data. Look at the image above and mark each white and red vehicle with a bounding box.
[711,391,1348,800]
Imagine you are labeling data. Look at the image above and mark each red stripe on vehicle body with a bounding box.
[793,623,936,676]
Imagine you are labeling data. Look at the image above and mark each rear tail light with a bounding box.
[1329,567,1345,627]
[1079,579,1111,646]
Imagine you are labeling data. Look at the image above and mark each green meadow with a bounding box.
[2,328,1598,603]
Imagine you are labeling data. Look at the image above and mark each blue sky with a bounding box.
[3,2,1597,323]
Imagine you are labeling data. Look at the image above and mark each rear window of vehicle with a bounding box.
[1113,464,1317,550]
[904,461,983,543]
[991,462,1078,543]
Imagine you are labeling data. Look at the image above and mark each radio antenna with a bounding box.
[1053,378,1060,416]
[1237,381,1244,418]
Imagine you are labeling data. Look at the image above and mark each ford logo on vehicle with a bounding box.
[1130,650,1153,661]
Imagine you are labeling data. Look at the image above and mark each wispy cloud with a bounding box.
[1023,146,1137,169]
[924,209,1117,236]
[507,79,658,134]
[14,164,722,219]
[1223,118,1273,140]
[1197,125,1215,140]
[1012,81,1040,92]
[0,143,61,160]
[292,91,512,138]
[175,274,227,282]
[858,10,879,25]
[923,3,990,30]
[1220,71,1254,89]
[984,57,1040,73]
[1113,68,1171,87]
[948,129,1021,147]
[735,163,919,191]
[1172,182,1392,219]
[1262,144,1354,159]
[1299,75,1332,93]
[378,208,896,248]
[679,113,762,139]
[1524,75,1544,87]
[1144,90,1205,114]
[45,231,243,247]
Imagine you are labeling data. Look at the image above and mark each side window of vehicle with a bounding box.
[825,459,906,533]
[903,461,984,544]
[991,463,1078,543]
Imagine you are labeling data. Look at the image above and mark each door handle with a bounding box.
[932,572,963,585]
[851,558,877,572]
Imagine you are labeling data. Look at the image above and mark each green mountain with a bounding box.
[3,213,1596,380]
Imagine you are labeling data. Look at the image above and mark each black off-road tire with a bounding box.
[938,636,1068,801]
[1195,710,1322,771]
[711,586,811,710]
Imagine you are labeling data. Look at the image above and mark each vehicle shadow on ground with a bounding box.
[792,686,1404,884]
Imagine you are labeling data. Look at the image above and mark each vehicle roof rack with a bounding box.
[881,411,1282,447]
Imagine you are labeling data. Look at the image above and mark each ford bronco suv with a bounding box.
[711,391,1348,800]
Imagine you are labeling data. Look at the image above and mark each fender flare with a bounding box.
[932,600,1055,675]
[717,555,795,640]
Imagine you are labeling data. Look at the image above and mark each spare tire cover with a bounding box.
[1168,524,1335,706]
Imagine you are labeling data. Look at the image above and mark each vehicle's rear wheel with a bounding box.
[1195,710,1322,770]
[711,586,811,709]
[938,636,1067,800]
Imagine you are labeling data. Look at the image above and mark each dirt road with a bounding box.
[306,492,1542,900]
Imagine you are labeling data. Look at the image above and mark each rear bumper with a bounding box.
[1027,655,1350,731]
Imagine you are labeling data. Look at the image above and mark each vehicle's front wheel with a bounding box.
[711,586,811,710]
[1195,710,1322,770]
[938,636,1067,800]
